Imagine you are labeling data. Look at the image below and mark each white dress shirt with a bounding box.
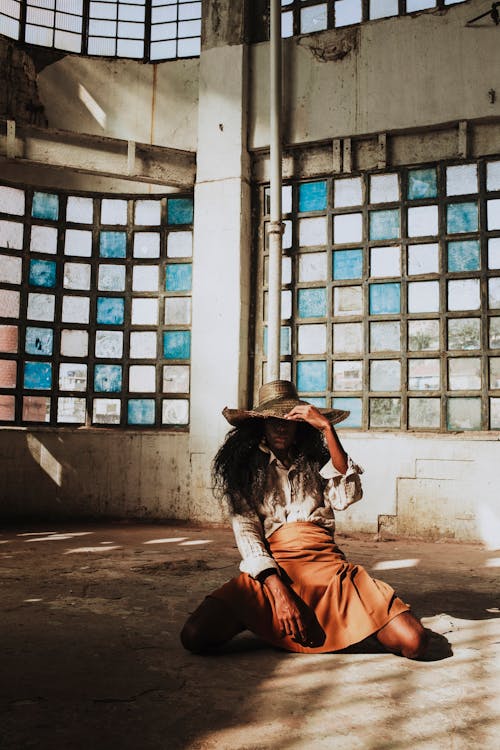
[231,443,364,579]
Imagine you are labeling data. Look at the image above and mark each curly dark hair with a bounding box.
[212,418,330,515]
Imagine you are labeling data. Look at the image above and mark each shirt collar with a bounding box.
[259,441,296,470]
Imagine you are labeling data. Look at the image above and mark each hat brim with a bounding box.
[222,400,350,427]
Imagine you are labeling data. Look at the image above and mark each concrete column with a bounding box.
[188,2,251,521]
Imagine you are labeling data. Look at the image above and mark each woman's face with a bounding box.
[264,417,297,455]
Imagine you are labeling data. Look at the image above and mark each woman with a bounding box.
[181,380,427,659]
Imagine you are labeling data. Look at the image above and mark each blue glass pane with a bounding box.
[333,397,362,428]
[25,327,53,356]
[369,210,400,241]
[299,181,327,212]
[32,192,59,220]
[166,263,192,292]
[94,364,122,393]
[24,361,52,390]
[163,330,191,359]
[306,397,326,407]
[448,240,480,272]
[333,249,363,280]
[263,326,291,355]
[447,203,478,234]
[100,231,127,258]
[29,259,57,288]
[167,198,194,225]
[128,399,155,425]
[369,283,401,314]
[298,288,327,318]
[97,297,125,325]
[408,168,438,200]
[297,360,327,393]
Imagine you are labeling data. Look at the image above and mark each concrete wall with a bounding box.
[250,0,500,148]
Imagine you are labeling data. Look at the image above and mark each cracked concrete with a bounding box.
[0,522,499,749]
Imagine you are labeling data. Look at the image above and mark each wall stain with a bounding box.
[298,28,359,63]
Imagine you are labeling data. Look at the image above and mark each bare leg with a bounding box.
[180,597,245,654]
[376,611,428,660]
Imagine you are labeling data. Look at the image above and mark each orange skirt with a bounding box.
[209,521,410,653]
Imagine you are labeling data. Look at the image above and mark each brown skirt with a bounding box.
[209,521,410,653]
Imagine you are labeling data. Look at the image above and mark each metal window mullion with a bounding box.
[16,187,32,424]
[400,168,409,430]
[362,172,370,430]
[438,161,449,432]
[479,157,490,429]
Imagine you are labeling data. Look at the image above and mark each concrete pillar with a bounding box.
[188,1,251,521]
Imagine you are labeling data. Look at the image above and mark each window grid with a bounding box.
[255,156,500,432]
[0,183,193,428]
[0,0,201,60]
[280,0,468,37]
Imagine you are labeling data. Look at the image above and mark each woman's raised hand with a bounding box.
[285,404,331,433]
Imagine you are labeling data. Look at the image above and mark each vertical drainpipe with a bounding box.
[266,0,284,383]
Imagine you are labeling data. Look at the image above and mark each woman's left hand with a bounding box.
[285,404,331,433]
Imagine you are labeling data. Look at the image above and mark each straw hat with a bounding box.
[222,380,349,426]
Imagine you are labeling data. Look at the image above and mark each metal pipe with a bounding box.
[266,0,284,383]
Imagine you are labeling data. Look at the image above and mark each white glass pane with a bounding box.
[333,322,363,354]
[177,36,200,57]
[57,397,86,424]
[298,324,327,354]
[130,331,157,359]
[408,398,440,429]
[0,255,22,285]
[131,298,158,325]
[370,174,399,203]
[370,360,400,391]
[408,281,440,313]
[93,398,121,424]
[300,3,327,33]
[298,252,327,282]
[449,357,481,390]
[299,217,327,247]
[164,297,191,325]
[98,264,126,291]
[60,329,88,357]
[370,321,400,352]
[488,278,500,309]
[370,0,398,19]
[334,177,362,208]
[134,200,161,225]
[0,220,23,251]
[335,0,362,26]
[488,199,500,231]
[490,398,500,429]
[0,289,20,318]
[0,186,25,215]
[95,330,123,358]
[490,358,500,389]
[101,199,127,225]
[162,398,189,424]
[448,318,480,350]
[133,233,160,258]
[117,38,144,58]
[27,293,55,322]
[333,286,362,316]
[281,10,293,37]
[333,361,362,391]
[487,161,500,191]
[55,30,82,52]
[448,279,480,311]
[408,320,440,351]
[63,262,91,290]
[167,231,192,258]
[132,266,159,291]
[30,225,58,254]
[488,238,500,270]
[333,213,362,244]
[446,164,478,196]
[62,295,90,324]
[163,365,190,393]
[370,245,400,277]
[370,398,400,428]
[66,196,93,224]
[490,318,500,349]
[408,205,438,238]
[406,0,436,10]
[129,365,156,392]
[447,397,481,430]
[408,243,439,275]
[408,359,440,390]
[65,229,92,257]
[59,363,87,391]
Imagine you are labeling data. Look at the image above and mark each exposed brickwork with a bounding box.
[0,38,48,127]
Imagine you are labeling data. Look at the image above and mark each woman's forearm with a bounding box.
[322,423,348,475]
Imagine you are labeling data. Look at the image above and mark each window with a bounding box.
[280,0,468,37]
[0,0,201,60]
[0,183,193,427]
[256,156,500,431]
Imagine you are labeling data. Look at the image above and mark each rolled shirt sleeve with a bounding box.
[231,512,280,579]
[319,455,364,511]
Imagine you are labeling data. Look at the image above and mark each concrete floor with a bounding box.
[0,522,499,750]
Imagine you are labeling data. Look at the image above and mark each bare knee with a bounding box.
[401,625,429,660]
[180,617,209,654]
